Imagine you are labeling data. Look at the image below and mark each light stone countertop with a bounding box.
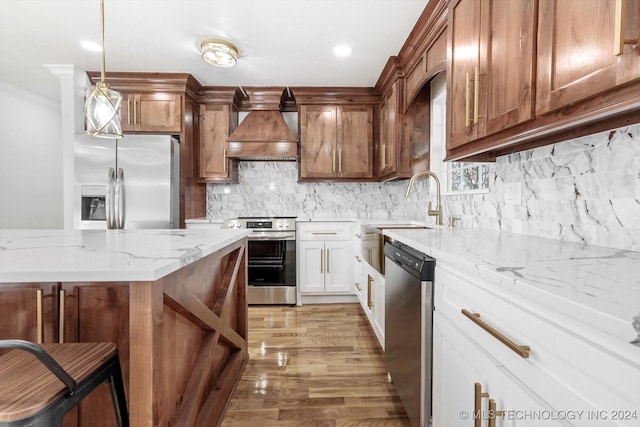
[385,227,640,350]
[0,229,251,283]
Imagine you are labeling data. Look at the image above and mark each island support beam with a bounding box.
[129,280,164,427]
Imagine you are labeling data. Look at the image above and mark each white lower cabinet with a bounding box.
[372,269,385,348]
[299,240,351,293]
[433,263,632,427]
[357,264,385,349]
[434,311,566,427]
[353,231,366,309]
[297,222,354,302]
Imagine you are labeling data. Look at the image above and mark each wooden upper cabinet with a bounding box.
[404,29,447,112]
[198,104,238,183]
[120,93,182,133]
[299,105,337,179]
[337,106,374,179]
[299,105,373,180]
[447,0,535,150]
[536,0,640,115]
[379,81,400,178]
[448,0,481,149]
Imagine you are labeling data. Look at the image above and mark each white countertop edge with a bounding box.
[0,229,251,283]
[384,228,640,350]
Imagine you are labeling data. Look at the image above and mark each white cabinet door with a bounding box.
[433,311,567,427]
[353,251,365,307]
[299,241,325,293]
[433,311,488,427]
[373,271,385,347]
[324,241,351,293]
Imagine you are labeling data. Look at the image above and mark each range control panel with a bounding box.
[224,217,296,231]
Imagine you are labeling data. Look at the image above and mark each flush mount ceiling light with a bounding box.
[201,39,238,67]
[84,0,122,139]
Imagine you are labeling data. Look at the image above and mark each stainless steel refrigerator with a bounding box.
[74,134,180,230]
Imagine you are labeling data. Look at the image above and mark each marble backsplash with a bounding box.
[207,123,640,251]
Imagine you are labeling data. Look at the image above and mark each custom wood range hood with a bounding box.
[226,86,298,160]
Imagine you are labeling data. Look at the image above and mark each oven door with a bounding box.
[247,233,296,288]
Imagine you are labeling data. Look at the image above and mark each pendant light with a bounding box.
[84,0,122,138]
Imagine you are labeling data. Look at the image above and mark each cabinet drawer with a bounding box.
[434,312,572,427]
[436,265,640,424]
[297,222,352,241]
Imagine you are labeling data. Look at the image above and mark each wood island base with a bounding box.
[1,238,248,427]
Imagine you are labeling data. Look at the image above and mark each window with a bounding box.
[447,162,490,192]
[429,73,490,195]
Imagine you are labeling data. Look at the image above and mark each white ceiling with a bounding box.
[0,0,429,103]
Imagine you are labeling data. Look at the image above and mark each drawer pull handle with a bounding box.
[473,66,480,125]
[462,309,530,358]
[488,399,505,427]
[223,148,227,172]
[332,149,336,172]
[465,72,472,127]
[326,248,330,273]
[381,143,386,167]
[311,232,337,235]
[474,383,489,427]
[355,282,362,292]
[36,289,43,344]
[59,289,66,343]
[614,0,625,55]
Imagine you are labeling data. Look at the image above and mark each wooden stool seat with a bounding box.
[0,341,128,426]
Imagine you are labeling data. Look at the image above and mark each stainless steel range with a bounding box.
[224,217,297,305]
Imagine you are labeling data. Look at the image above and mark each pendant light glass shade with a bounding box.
[84,0,123,139]
[85,81,122,138]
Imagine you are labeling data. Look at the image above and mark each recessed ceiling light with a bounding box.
[81,40,102,52]
[334,44,352,57]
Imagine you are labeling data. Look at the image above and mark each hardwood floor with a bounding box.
[221,304,411,427]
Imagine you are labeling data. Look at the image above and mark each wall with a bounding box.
[0,80,63,229]
[207,123,640,252]
[445,124,640,251]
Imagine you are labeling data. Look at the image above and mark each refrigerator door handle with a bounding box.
[106,168,115,229]
[115,168,125,229]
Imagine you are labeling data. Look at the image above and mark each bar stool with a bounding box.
[0,340,128,427]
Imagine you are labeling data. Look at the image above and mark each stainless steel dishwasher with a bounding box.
[384,240,435,427]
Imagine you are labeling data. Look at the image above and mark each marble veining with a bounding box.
[0,229,250,282]
[385,227,640,349]
[207,123,640,251]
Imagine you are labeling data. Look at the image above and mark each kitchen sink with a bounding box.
[370,224,431,231]
[361,224,431,275]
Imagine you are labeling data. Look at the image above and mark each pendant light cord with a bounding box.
[100,0,106,83]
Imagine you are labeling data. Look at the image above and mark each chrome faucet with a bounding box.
[405,171,443,226]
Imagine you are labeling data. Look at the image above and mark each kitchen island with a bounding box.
[0,229,251,427]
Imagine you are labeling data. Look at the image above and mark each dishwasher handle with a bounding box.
[384,241,435,281]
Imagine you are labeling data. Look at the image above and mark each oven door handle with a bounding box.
[247,232,296,241]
